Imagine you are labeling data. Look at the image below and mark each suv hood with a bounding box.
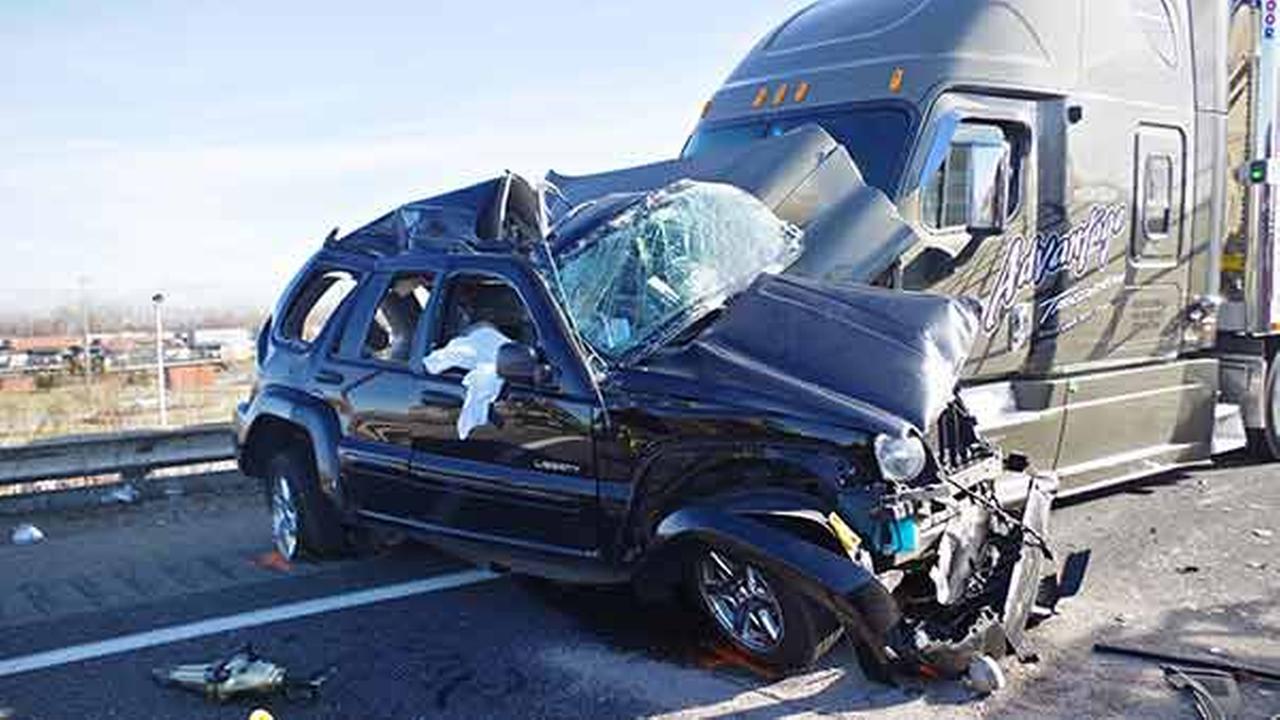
[632,274,980,434]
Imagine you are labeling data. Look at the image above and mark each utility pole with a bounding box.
[79,276,91,390]
[152,293,168,427]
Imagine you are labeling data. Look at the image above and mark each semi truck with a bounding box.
[667,0,1280,494]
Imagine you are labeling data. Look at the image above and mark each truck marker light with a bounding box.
[1251,161,1268,184]
[772,83,790,107]
[701,100,713,118]
[752,87,769,109]
[794,81,811,103]
[889,67,905,94]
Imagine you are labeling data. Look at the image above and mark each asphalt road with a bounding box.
[0,458,1276,720]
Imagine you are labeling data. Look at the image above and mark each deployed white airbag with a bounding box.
[423,323,513,439]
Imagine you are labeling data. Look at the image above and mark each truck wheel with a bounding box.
[1250,350,1280,460]
[265,448,347,560]
[688,545,842,672]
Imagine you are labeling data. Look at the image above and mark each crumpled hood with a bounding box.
[638,274,980,434]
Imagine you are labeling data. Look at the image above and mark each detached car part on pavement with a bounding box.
[235,127,1062,680]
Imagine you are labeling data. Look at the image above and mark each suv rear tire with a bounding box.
[687,544,843,671]
[266,447,347,560]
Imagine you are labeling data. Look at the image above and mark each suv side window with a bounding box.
[437,274,538,348]
[281,269,359,345]
[361,273,434,365]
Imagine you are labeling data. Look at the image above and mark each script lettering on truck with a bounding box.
[981,203,1128,334]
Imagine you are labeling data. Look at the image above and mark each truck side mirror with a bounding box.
[920,123,1014,239]
[962,142,1011,236]
[496,342,552,386]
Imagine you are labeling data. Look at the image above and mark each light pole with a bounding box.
[152,293,168,428]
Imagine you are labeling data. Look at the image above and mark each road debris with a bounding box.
[153,646,334,703]
[1176,565,1201,575]
[1252,528,1274,540]
[10,523,44,545]
[103,483,140,505]
[1164,665,1242,720]
[1094,641,1280,682]
[965,654,1007,695]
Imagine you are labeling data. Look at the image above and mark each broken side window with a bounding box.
[361,273,434,365]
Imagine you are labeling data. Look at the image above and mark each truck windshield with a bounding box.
[682,106,914,194]
[553,180,802,362]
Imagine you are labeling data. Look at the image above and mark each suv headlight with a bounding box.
[874,434,927,482]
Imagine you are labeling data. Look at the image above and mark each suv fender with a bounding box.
[648,503,904,677]
[239,385,345,505]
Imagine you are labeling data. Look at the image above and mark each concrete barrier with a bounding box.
[0,424,236,488]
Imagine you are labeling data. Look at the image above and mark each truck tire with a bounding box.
[687,544,843,672]
[265,447,347,560]
[1249,349,1280,460]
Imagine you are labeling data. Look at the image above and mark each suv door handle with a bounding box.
[420,389,462,407]
[316,370,345,385]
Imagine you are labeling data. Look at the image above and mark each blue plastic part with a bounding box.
[883,517,918,554]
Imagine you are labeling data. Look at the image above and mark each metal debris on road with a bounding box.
[1252,528,1275,539]
[1094,641,1280,682]
[1163,665,1242,720]
[10,524,44,545]
[965,654,1007,695]
[153,646,334,703]
[1176,565,1201,575]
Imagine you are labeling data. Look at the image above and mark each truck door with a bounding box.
[906,94,1071,471]
[408,269,599,554]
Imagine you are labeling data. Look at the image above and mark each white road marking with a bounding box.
[0,568,500,678]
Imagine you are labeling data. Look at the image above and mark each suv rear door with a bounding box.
[320,269,438,517]
[407,263,600,555]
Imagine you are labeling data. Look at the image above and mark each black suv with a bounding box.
[236,128,1055,678]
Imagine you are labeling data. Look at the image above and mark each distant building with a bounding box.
[190,327,255,362]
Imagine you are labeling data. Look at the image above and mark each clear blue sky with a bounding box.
[0,1,810,312]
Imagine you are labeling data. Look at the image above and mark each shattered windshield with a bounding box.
[553,180,802,361]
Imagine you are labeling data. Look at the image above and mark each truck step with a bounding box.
[1212,403,1247,455]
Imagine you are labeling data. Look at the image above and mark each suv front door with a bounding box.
[405,265,600,555]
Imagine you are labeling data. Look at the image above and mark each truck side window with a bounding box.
[437,275,539,348]
[361,273,434,365]
[281,269,359,346]
[921,123,1020,232]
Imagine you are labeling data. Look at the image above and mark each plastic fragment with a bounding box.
[11,523,44,545]
[1252,528,1274,540]
[965,654,1006,695]
[104,483,140,505]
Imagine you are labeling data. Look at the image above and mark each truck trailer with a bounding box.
[663,0,1280,493]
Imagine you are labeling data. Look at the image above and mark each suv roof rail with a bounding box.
[327,172,545,258]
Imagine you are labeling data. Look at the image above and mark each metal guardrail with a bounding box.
[0,424,236,488]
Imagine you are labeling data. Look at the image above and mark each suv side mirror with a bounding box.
[496,342,551,386]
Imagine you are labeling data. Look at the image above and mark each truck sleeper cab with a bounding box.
[677,0,1280,493]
